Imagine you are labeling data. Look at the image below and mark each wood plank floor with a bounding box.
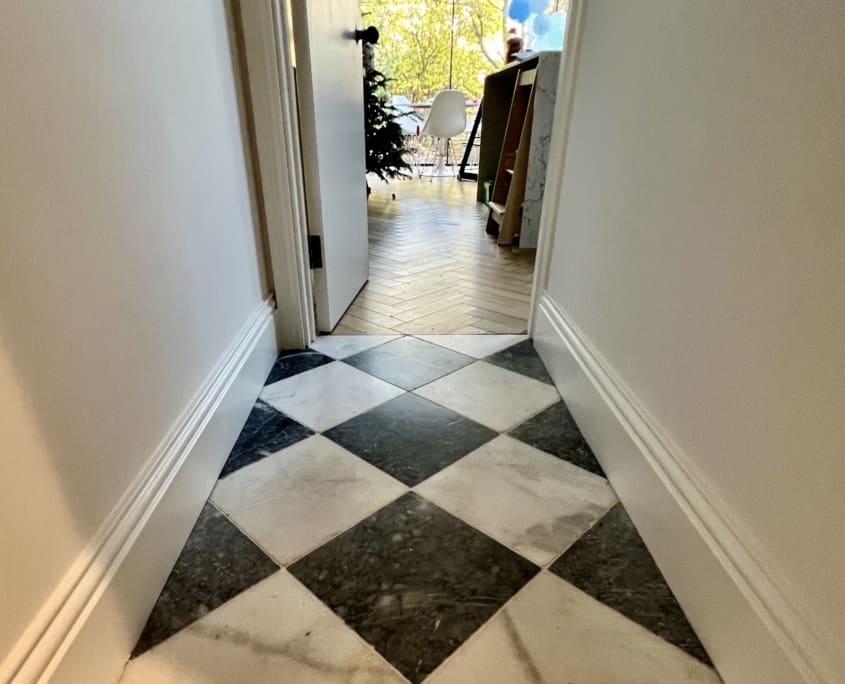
[334,178,535,335]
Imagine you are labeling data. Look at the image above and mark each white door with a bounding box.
[292,1,369,332]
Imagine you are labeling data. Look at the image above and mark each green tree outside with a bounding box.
[361,0,507,103]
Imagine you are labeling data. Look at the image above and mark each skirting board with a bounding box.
[5,298,278,684]
[533,292,835,684]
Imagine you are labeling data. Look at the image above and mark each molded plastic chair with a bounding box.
[419,89,467,179]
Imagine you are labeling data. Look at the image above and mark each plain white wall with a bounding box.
[0,0,269,663]
[546,0,844,656]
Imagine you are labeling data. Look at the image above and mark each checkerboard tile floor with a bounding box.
[121,335,721,684]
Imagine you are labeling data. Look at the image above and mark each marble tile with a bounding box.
[309,334,399,359]
[425,571,721,684]
[416,435,617,566]
[288,492,538,683]
[414,334,527,359]
[265,349,334,384]
[324,393,496,486]
[549,503,712,665]
[414,361,559,432]
[212,435,407,566]
[483,339,554,384]
[343,336,473,390]
[260,362,404,432]
[132,503,279,656]
[219,401,313,478]
[509,400,605,476]
[122,571,405,684]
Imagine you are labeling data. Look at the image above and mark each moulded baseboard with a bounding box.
[4,298,278,684]
[533,291,836,684]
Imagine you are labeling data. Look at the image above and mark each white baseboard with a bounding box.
[533,292,837,684]
[5,298,278,684]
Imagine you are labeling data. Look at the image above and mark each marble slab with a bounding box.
[343,336,474,390]
[122,572,405,683]
[132,503,279,656]
[260,362,404,432]
[288,492,538,683]
[416,435,617,566]
[309,335,399,359]
[483,339,554,384]
[212,435,407,566]
[550,503,713,664]
[219,401,313,478]
[265,349,334,384]
[415,361,559,432]
[509,400,605,476]
[324,393,496,486]
[425,571,721,683]
[414,334,527,359]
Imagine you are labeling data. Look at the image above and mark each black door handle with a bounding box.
[354,26,379,44]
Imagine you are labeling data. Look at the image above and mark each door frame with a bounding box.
[239,0,315,349]
[241,0,585,346]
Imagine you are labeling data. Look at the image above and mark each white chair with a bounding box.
[418,89,467,179]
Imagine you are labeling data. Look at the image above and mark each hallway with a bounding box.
[334,180,536,335]
[122,335,718,683]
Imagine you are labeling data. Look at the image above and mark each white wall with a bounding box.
[0,0,270,673]
[540,0,844,679]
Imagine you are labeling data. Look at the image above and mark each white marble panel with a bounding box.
[426,572,722,684]
[415,334,527,359]
[121,571,405,684]
[414,361,559,431]
[416,435,617,565]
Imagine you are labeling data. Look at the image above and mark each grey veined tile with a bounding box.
[416,435,617,566]
[288,492,538,683]
[132,503,279,656]
[549,503,713,665]
[415,334,527,359]
[483,339,554,384]
[425,572,721,684]
[122,571,405,683]
[212,435,407,566]
[309,334,399,359]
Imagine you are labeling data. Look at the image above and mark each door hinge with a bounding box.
[307,235,323,269]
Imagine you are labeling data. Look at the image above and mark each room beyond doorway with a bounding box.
[332,178,535,335]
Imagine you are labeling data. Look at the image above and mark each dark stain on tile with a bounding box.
[265,349,333,385]
[288,492,538,682]
[324,393,496,486]
[549,503,712,665]
[132,503,279,657]
[484,339,553,384]
[509,401,605,476]
[220,401,313,478]
[343,337,473,390]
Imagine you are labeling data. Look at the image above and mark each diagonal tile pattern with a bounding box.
[334,180,535,335]
[125,335,719,684]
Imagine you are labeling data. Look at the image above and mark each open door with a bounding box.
[292,0,369,332]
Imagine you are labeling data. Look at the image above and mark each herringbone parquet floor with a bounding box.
[334,178,536,335]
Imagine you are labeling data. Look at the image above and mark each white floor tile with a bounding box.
[309,335,399,359]
[426,572,721,684]
[121,571,405,684]
[415,334,527,358]
[260,362,404,431]
[211,435,407,565]
[414,361,559,432]
[416,435,617,566]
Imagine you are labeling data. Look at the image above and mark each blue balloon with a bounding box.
[532,13,550,36]
[507,0,531,23]
[529,0,550,12]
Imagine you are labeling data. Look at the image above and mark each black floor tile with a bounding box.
[509,401,605,476]
[132,503,279,656]
[265,349,333,385]
[219,401,313,478]
[324,393,496,486]
[288,492,538,683]
[549,503,712,665]
[343,337,473,390]
[484,339,553,384]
